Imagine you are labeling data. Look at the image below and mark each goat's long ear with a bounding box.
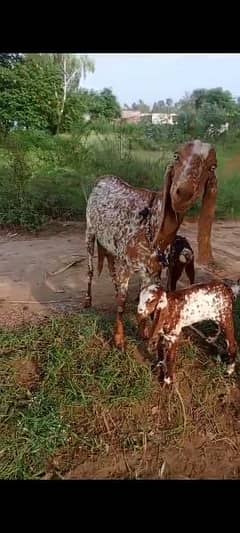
[197,169,217,264]
[158,164,174,233]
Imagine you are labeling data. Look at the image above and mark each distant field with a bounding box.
[0,130,240,229]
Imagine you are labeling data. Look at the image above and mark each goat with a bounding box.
[137,280,240,385]
[85,140,218,350]
[131,234,194,302]
[158,234,195,292]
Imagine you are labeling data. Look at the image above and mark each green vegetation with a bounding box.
[0,310,153,479]
[0,54,240,479]
[0,305,239,480]
[0,54,240,229]
[0,127,239,229]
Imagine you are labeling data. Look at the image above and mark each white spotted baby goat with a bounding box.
[137,280,240,385]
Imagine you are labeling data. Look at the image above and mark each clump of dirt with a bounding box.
[11,358,41,391]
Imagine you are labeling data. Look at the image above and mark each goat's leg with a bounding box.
[137,312,151,340]
[113,265,130,351]
[163,338,178,385]
[167,263,184,292]
[155,337,165,382]
[220,314,238,376]
[206,323,221,344]
[137,272,159,338]
[185,259,195,285]
[106,254,119,298]
[85,230,95,308]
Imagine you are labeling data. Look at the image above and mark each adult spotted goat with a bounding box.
[85,139,218,350]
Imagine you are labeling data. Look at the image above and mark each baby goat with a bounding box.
[165,235,195,291]
[135,234,194,303]
[137,280,239,385]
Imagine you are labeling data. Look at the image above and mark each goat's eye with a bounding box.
[210,165,216,171]
[173,153,179,161]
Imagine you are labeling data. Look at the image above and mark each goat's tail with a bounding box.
[97,240,106,277]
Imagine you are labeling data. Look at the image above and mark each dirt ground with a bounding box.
[0,219,239,327]
[1,219,240,480]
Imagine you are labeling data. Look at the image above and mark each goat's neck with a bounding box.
[150,192,183,250]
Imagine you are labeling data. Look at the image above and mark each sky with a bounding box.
[81,53,240,107]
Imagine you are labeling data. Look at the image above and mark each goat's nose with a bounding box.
[175,185,193,201]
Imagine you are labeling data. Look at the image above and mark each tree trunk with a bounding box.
[56,56,67,134]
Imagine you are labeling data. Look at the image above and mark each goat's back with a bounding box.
[86,176,156,258]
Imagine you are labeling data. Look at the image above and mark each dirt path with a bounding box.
[0,219,239,326]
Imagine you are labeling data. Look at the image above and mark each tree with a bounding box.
[175,92,193,113]
[82,88,121,121]
[0,53,23,68]
[61,88,121,132]
[0,57,63,134]
[131,99,150,113]
[51,54,95,132]
[152,100,165,112]
[191,89,207,110]
[24,54,95,133]
[166,98,173,108]
[97,88,121,119]
[177,109,198,136]
[191,87,236,112]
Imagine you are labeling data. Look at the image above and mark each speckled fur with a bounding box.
[138,280,238,383]
[85,140,217,349]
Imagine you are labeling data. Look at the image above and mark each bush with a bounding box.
[0,127,240,230]
[0,129,167,229]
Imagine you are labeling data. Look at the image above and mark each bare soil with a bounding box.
[0,219,239,327]
[1,219,240,480]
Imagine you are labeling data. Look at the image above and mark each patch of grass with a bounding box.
[0,311,153,479]
[0,302,240,479]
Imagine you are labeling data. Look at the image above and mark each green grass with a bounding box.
[0,129,240,229]
[0,311,153,479]
[1,301,240,479]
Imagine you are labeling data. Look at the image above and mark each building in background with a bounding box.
[121,110,177,125]
[121,110,141,123]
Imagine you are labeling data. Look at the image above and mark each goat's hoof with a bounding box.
[84,296,92,308]
[163,376,172,386]
[226,363,236,376]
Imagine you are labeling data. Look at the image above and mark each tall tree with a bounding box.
[52,54,95,132]
[152,100,165,112]
[61,88,121,131]
[25,54,95,133]
[0,57,62,134]
[131,99,150,113]
[191,87,236,112]
[166,98,173,108]
[0,53,23,68]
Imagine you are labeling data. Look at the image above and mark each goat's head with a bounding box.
[160,140,217,222]
[137,283,165,320]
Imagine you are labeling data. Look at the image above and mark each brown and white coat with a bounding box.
[137,280,239,384]
[85,140,218,349]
